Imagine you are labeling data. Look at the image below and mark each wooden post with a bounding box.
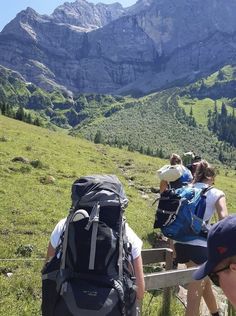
[141,249,198,316]
[141,248,169,315]
[160,249,173,316]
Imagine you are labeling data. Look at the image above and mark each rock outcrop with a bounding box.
[0,0,236,96]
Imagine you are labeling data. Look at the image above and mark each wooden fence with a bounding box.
[1,249,235,315]
[141,248,236,316]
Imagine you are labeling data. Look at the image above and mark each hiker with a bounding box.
[193,215,236,309]
[158,153,193,193]
[46,219,145,300]
[174,160,228,316]
[157,153,193,267]
[42,175,145,316]
[183,151,202,176]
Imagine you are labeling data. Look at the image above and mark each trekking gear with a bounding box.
[153,186,212,242]
[168,168,193,189]
[157,164,184,182]
[42,175,137,316]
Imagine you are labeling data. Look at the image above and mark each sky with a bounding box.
[0,0,137,31]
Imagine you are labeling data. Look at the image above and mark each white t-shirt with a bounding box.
[50,218,142,260]
[175,182,225,247]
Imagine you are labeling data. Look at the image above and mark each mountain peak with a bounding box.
[52,0,125,30]
[52,0,125,31]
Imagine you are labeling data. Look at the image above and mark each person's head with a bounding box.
[192,155,202,163]
[170,153,182,165]
[193,215,236,308]
[193,159,216,184]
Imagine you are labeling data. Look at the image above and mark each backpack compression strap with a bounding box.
[85,202,101,270]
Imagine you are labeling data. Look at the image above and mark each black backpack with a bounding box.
[42,175,137,316]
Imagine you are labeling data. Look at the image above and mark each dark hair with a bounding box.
[193,160,216,183]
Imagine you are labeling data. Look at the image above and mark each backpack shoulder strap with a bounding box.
[201,185,213,195]
[60,212,74,270]
[194,186,214,220]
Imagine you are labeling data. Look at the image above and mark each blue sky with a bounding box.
[0,0,136,31]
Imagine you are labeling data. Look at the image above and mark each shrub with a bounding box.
[30,159,43,169]
[19,165,32,173]
[16,244,34,257]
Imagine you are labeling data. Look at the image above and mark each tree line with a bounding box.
[0,102,42,126]
[208,102,236,147]
[94,130,165,158]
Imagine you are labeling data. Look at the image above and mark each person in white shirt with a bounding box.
[174,160,228,316]
[46,218,145,301]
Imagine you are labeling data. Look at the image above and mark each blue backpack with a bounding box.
[153,186,212,242]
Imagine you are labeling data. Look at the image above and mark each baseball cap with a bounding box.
[193,215,236,280]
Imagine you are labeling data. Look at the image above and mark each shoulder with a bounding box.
[53,218,67,232]
[207,187,225,200]
[50,218,66,248]
[195,183,225,196]
[125,223,143,259]
[125,223,142,245]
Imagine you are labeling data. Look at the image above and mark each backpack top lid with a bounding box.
[157,164,185,182]
[71,174,129,210]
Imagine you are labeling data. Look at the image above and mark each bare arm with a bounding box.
[160,180,168,193]
[45,242,56,262]
[216,196,228,220]
[133,255,145,300]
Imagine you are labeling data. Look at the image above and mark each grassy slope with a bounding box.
[178,65,236,126]
[75,65,236,164]
[78,89,225,162]
[1,115,236,315]
[0,115,161,315]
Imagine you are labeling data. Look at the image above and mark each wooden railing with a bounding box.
[142,248,197,290]
[1,249,235,314]
[141,248,197,315]
[141,248,236,316]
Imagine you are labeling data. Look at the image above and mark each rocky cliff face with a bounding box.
[52,0,125,30]
[1,0,236,96]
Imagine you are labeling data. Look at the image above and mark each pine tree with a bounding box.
[190,106,193,116]
[159,148,164,158]
[34,117,41,126]
[26,113,33,124]
[94,130,102,144]
[221,102,227,117]
[15,106,25,121]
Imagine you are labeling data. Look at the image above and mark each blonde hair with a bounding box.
[193,160,216,183]
[170,153,182,165]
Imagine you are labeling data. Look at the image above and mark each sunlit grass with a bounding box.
[0,115,235,315]
[178,97,234,126]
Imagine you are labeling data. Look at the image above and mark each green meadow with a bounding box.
[178,97,234,127]
[0,115,236,315]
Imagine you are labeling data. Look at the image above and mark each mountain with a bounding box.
[1,63,236,165]
[0,64,129,128]
[1,0,236,95]
[52,0,125,30]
